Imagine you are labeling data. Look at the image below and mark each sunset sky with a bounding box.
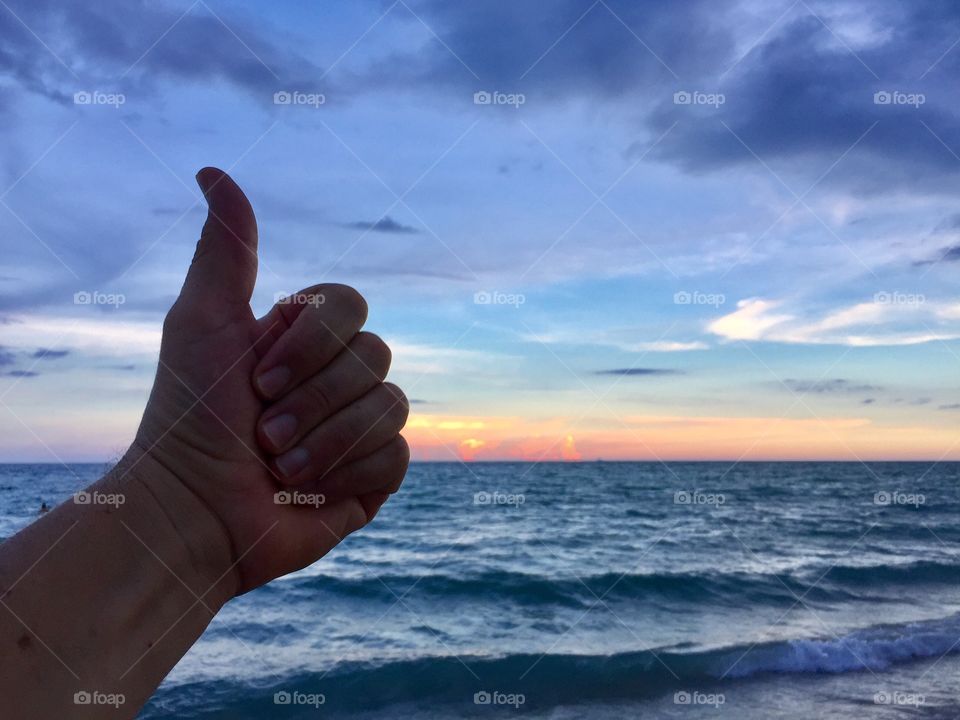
[2,0,960,462]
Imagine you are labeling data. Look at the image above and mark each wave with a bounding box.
[266,559,960,609]
[818,559,960,586]
[143,614,960,718]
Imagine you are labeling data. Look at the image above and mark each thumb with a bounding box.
[179,167,258,312]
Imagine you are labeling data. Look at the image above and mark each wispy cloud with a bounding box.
[915,245,960,266]
[4,370,39,378]
[781,378,880,394]
[32,348,70,359]
[521,330,706,353]
[709,298,960,346]
[2,316,161,356]
[340,217,420,234]
[594,368,682,377]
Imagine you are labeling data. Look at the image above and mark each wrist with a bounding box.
[106,443,239,606]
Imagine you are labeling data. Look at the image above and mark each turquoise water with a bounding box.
[3,462,960,718]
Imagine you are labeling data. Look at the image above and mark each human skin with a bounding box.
[0,168,409,718]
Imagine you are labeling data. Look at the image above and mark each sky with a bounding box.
[1,0,960,462]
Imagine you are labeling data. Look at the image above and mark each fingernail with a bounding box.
[257,366,291,398]
[276,447,309,479]
[261,413,297,449]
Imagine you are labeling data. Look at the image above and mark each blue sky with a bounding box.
[2,0,960,461]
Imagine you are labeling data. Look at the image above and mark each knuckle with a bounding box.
[324,283,368,321]
[327,417,360,458]
[162,306,181,335]
[354,332,392,376]
[381,382,410,425]
[385,437,410,492]
[392,435,410,469]
[163,299,194,334]
[303,377,334,415]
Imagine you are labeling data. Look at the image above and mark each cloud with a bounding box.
[4,370,38,378]
[340,216,420,234]
[709,297,960,346]
[369,1,960,193]
[0,0,325,105]
[594,368,681,376]
[645,3,960,192]
[386,340,506,376]
[632,341,708,352]
[781,378,880,394]
[32,348,70,359]
[520,329,706,353]
[707,299,795,341]
[915,245,960,266]
[1,315,161,356]
[0,347,14,366]
[367,0,731,99]
[940,403,960,411]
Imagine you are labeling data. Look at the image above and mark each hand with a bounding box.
[132,167,409,594]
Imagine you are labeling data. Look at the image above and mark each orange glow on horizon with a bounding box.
[404,412,960,462]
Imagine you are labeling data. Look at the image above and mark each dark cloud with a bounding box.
[782,379,880,394]
[32,348,70,359]
[0,347,14,366]
[647,6,960,191]
[4,370,38,378]
[933,213,960,232]
[374,1,960,192]
[341,216,420,234]
[0,0,325,105]
[940,403,960,410]
[371,0,730,98]
[595,368,681,376]
[915,244,960,266]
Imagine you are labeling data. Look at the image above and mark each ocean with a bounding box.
[3,461,960,718]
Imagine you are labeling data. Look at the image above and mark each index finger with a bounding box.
[253,283,368,399]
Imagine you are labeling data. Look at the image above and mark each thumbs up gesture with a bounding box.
[134,167,409,594]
